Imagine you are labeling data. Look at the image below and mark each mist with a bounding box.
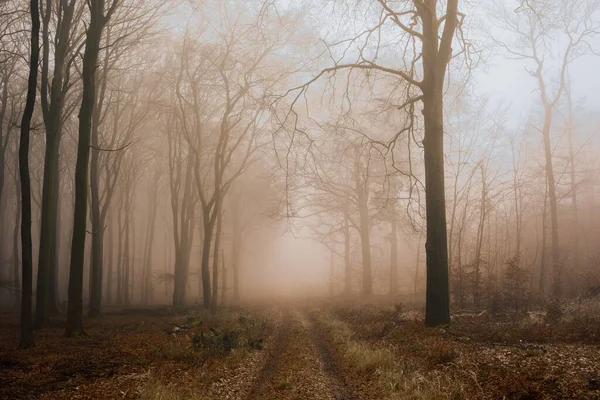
[1,0,600,398]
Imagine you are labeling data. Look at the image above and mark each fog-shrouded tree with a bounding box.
[490,0,600,298]
[19,0,41,349]
[88,0,167,317]
[170,3,295,309]
[283,0,465,326]
[66,0,119,337]
[35,0,83,327]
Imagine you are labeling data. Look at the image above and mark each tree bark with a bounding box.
[417,0,457,327]
[19,0,40,348]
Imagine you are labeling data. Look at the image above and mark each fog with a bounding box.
[1,0,600,332]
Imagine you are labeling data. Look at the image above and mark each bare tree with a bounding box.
[285,0,464,325]
[491,0,600,297]
[19,0,40,348]
[66,0,119,337]
[35,0,82,327]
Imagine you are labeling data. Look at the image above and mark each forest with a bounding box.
[1,0,600,399]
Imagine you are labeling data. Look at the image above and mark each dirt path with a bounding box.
[246,307,360,400]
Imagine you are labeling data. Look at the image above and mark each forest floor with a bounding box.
[1,298,599,399]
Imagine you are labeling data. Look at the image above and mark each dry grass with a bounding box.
[322,299,600,400]
[312,309,470,400]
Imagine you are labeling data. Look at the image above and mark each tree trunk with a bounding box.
[415,229,423,295]
[88,166,103,315]
[106,212,114,304]
[417,0,457,327]
[220,249,226,305]
[344,210,351,294]
[539,181,548,293]
[116,197,124,305]
[65,0,113,338]
[12,176,21,306]
[567,108,579,293]
[130,208,136,303]
[123,199,131,306]
[541,105,560,297]
[142,182,158,304]
[231,196,242,302]
[47,177,60,316]
[200,218,214,308]
[210,207,223,313]
[390,190,398,295]
[358,195,372,296]
[172,238,191,307]
[473,165,487,308]
[171,153,195,308]
[36,0,75,327]
[88,132,103,315]
[19,0,40,348]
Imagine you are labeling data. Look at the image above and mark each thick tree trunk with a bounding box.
[19,0,40,348]
[422,92,450,325]
[418,0,456,327]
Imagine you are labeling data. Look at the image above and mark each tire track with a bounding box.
[245,308,291,400]
[306,311,361,400]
